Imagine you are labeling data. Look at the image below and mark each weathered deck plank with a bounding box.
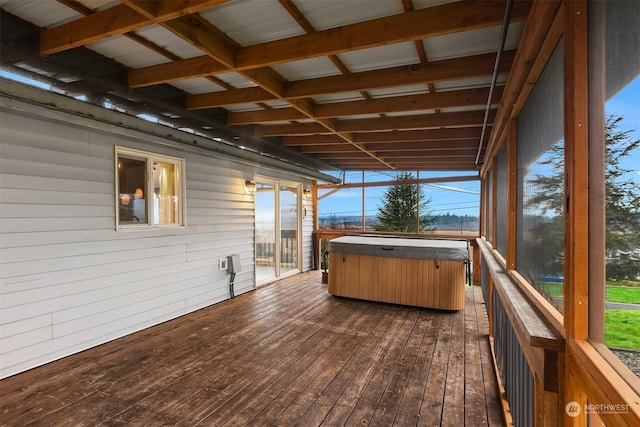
[0,271,503,426]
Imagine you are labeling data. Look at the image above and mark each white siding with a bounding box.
[302,194,315,271]
[0,109,314,378]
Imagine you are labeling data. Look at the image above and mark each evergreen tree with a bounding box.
[527,114,640,280]
[604,115,640,280]
[375,172,435,233]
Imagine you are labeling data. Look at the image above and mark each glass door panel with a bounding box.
[279,185,298,276]
[255,183,276,284]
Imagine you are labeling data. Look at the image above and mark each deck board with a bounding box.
[0,271,503,426]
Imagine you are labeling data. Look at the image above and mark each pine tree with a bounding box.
[375,172,435,233]
[526,114,640,280]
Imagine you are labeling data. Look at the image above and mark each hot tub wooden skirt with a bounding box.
[328,253,466,310]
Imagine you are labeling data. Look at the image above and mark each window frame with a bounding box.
[115,146,186,230]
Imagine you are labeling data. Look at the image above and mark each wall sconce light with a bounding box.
[303,188,312,199]
[245,180,256,195]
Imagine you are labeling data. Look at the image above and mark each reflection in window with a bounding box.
[521,141,565,310]
[153,161,179,224]
[605,91,640,354]
[595,0,640,375]
[516,40,564,312]
[118,157,147,224]
[116,147,184,227]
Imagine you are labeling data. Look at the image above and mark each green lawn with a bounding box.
[606,286,640,304]
[605,310,640,349]
[540,281,640,304]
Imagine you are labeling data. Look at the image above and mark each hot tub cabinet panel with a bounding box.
[328,236,468,310]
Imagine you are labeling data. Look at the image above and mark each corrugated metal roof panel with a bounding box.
[78,0,119,11]
[224,103,264,112]
[411,0,459,10]
[313,92,366,104]
[215,72,257,89]
[293,0,403,30]
[271,57,342,81]
[434,75,507,91]
[337,42,419,73]
[199,0,305,46]
[86,36,170,68]
[423,22,524,61]
[134,25,205,59]
[171,78,225,94]
[368,84,430,99]
[337,114,380,120]
[262,100,292,109]
[1,0,79,28]
[440,105,488,113]
[385,109,436,117]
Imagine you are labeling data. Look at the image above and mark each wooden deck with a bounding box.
[0,272,503,426]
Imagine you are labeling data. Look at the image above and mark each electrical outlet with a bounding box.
[219,257,228,270]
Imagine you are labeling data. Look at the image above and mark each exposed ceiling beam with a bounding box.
[227,87,502,124]
[131,46,514,91]
[299,141,480,153]
[40,0,231,55]
[155,7,394,169]
[280,128,485,146]
[334,110,495,133]
[253,110,493,137]
[235,0,530,69]
[317,174,479,189]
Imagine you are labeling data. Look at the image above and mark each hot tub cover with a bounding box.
[329,236,469,261]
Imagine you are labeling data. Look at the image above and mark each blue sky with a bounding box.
[319,75,640,220]
[318,171,481,219]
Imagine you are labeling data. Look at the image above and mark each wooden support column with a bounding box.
[506,119,517,270]
[564,0,590,424]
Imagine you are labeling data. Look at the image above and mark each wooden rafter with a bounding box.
[40,0,231,55]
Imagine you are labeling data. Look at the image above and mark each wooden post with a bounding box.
[564,0,590,424]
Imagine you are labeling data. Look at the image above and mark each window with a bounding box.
[516,40,565,313]
[115,146,185,228]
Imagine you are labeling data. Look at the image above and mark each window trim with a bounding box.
[115,146,186,230]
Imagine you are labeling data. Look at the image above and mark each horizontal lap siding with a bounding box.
[0,111,264,378]
[302,196,314,271]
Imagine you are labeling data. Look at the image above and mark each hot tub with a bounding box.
[328,236,469,310]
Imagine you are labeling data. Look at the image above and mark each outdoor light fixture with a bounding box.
[245,180,256,195]
[303,189,312,198]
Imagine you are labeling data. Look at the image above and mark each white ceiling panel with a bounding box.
[170,78,225,94]
[434,74,507,91]
[134,25,205,59]
[271,57,342,81]
[199,0,305,46]
[422,22,524,61]
[439,105,488,113]
[262,100,292,109]
[293,0,403,30]
[337,42,419,73]
[86,36,170,68]
[410,0,459,10]
[77,0,119,11]
[224,104,264,112]
[385,109,436,117]
[368,84,430,99]
[337,114,380,120]
[215,72,257,89]
[1,0,80,28]
[313,92,366,104]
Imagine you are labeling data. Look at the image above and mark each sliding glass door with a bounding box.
[255,182,276,283]
[254,178,301,286]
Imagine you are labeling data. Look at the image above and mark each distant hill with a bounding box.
[318,213,479,232]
